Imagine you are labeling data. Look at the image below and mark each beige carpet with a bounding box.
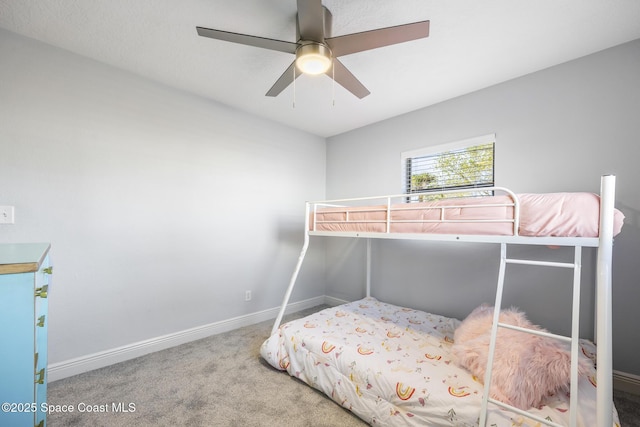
[47,306,366,427]
[48,305,640,426]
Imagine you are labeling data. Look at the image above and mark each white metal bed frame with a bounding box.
[270,175,617,427]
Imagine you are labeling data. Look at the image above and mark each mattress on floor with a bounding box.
[260,297,619,426]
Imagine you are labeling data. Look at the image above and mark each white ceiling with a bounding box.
[1,0,639,137]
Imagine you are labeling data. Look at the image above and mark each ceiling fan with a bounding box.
[196,0,429,99]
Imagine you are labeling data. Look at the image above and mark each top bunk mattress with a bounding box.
[310,192,624,238]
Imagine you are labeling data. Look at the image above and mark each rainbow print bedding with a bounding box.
[260,298,619,426]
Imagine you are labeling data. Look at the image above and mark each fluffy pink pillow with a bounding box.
[452,304,589,410]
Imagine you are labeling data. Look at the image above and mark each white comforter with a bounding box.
[260,298,619,426]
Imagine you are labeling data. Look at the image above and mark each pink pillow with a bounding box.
[452,305,589,410]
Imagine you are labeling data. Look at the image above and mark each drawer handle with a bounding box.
[42,266,53,275]
[35,285,48,299]
[35,368,45,384]
[37,315,46,327]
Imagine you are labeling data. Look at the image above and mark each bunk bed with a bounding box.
[260,175,624,427]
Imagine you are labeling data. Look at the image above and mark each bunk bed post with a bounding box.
[596,174,615,427]
[270,202,312,336]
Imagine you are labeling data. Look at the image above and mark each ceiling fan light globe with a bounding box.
[296,54,331,74]
[295,43,332,75]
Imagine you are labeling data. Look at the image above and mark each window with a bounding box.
[401,134,495,202]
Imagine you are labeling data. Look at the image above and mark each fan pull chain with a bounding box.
[293,66,296,108]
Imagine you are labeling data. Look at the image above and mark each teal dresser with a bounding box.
[0,243,52,427]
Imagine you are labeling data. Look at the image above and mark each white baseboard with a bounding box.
[613,370,640,395]
[323,295,350,307]
[47,295,327,382]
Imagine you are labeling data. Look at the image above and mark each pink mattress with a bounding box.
[310,193,624,238]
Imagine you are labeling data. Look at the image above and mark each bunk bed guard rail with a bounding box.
[309,186,521,236]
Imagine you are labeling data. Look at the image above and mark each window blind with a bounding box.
[403,140,495,201]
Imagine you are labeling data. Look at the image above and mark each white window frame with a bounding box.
[400,133,496,201]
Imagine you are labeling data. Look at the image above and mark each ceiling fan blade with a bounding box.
[265,61,301,97]
[196,27,298,54]
[327,59,370,99]
[296,0,325,42]
[325,20,429,57]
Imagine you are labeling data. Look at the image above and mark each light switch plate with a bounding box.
[0,206,15,224]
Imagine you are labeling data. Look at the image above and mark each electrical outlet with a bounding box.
[0,206,15,224]
[245,290,252,301]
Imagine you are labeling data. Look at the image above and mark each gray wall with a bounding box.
[326,39,640,375]
[0,29,326,365]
